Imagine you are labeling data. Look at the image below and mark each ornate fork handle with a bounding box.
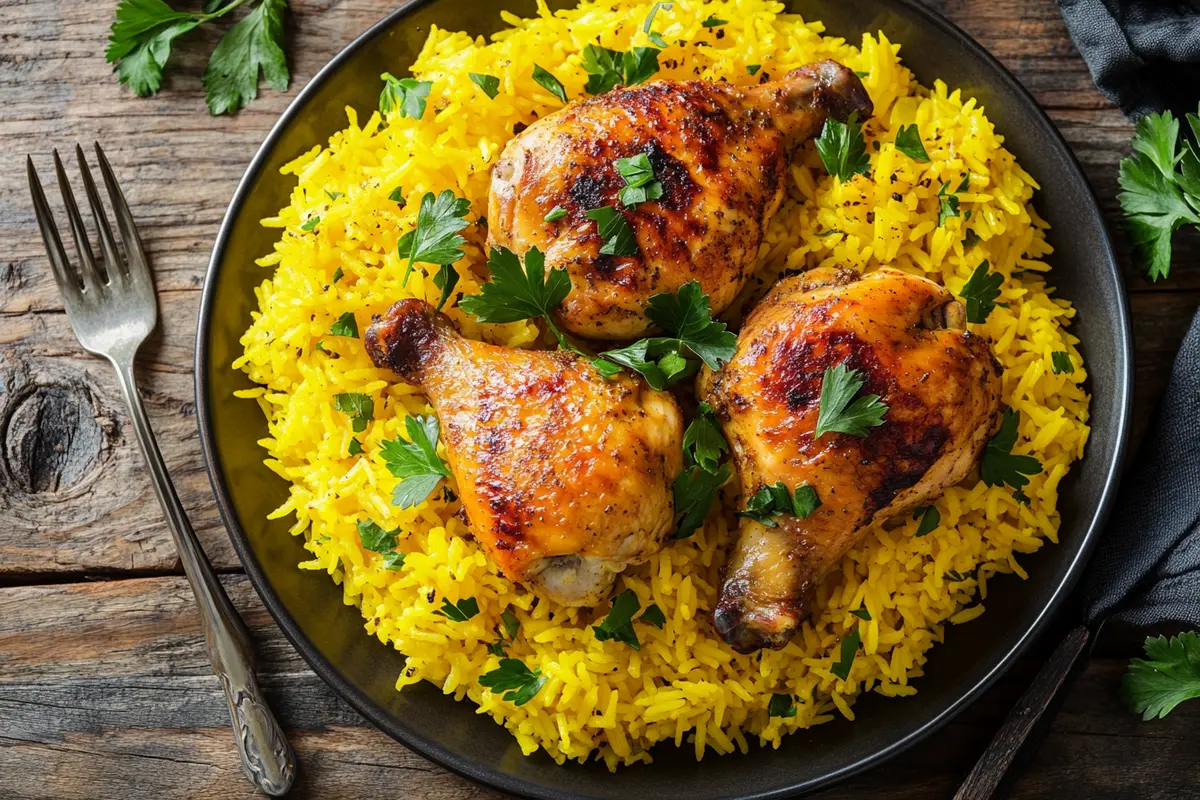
[112,353,296,796]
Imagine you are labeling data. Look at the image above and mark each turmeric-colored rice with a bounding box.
[234,0,1090,769]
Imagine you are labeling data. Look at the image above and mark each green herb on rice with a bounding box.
[479,658,547,705]
[380,415,453,509]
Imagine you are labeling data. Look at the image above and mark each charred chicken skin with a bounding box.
[699,267,1002,653]
[365,300,684,606]
[488,60,873,340]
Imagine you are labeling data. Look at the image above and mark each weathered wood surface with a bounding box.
[1,0,1198,798]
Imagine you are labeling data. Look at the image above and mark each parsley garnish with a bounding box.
[397,190,472,283]
[300,215,321,232]
[387,187,406,205]
[432,264,459,311]
[913,505,940,537]
[963,229,982,249]
[580,44,661,95]
[333,392,373,432]
[702,14,728,27]
[1122,633,1200,719]
[469,72,500,99]
[585,206,640,256]
[768,693,797,718]
[850,608,872,621]
[959,260,1003,323]
[640,604,667,629]
[642,2,672,47]
[739,482,820,527]
[379,73,432,118]
[487,608,521,656]
[330,311,358,338]
[544,205,567,222]
[813,363,888,438]
[332,266,344,283]
[326,190,343,202]
[981,409,1042,495]
[616,153,664,207]
[682,402,728,472]
[458,246,575,350]
[622,47,661,87]
[382,551,407,571]
[348,437,364,456]
[1117,107,1200,280]
[356,519,398,552]
[746,64,761,76]
[532,64,567,103]
[435,596,480,622]
[937,174,972,227]
[380,414,453,509]
[673,463,731,538]
[894,123,930,162]
[592,589,663,650]
[479,658,547,706]
[831,628,861,680]
[815,111,870,182]
[1051,351,1074,374]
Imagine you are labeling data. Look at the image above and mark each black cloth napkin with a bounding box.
[1054,0,1200,627]
[1057,0,1200,120]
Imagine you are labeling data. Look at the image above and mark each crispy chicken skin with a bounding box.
[365,300,684,606]
[488,61,872,340]
[699,267,1002,653]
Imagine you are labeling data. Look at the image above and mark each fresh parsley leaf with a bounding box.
[379,73,432,118]
[831,628,861,680]
[458,246,575,350]
[469,72,500,99]
[397,190,472,282]
[436,596,480,622]
[581,45,624,95]
[356,519,398,552]
[544,205,567,222]
[850,608,872,621]
[600,339,669,389]
[380,414,452,509]
[673,463,730,538]
[958,260,1003,323]
[639,604,667,629]
[388,187,406,204]
[593,589,644,650]
[963,229,982,249]
[333,392,373,432]
[642,2,672,47]
[325,190,343,201]
[746,64,761,76]
[702,15,728,27]
[739,482,820,527]
[501,608,520,640]
[300,215,321,232]
[201,0,289,116]
[106,0,205,97]
[937,181,961,227]
[683,402,728,472]
[981,409,1042,494]
[330,311,358,338]
[585,206,640,257]
[913,505,940,537]
[644,281,736,369]
[1051,351,1074,374]
[815,111,870,182]
[382,551,407,571]
[622,47,661,86]
[479,658,547,706]
[768,693,797,718]
[813,362,888,438]
[348,436,364,456]
[486,640,507,657]
[1122,633,1200,720]
[944,569,970,582]
[432,264,459,311]
[894,123,930,162]
[532,64,567,103]
[854,70,869,77]
[332,266,344,283]
[616,153,664,207]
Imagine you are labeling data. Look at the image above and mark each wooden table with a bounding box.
[2,1,1197,797]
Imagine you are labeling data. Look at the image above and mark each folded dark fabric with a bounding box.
[1057,0,1200,120]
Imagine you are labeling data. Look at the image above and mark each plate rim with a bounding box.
[194,1,1134,797]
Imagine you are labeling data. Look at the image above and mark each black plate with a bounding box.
[196,1,1133,797]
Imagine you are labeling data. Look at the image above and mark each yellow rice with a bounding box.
[234,0,1091,769]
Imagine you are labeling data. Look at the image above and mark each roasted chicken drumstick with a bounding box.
[488,60,872,339]
[699,268,1002,653]
[365,300,684,606]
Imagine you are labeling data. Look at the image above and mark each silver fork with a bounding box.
[27,144,296,797]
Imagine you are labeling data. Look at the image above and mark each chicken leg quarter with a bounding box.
[365,300,684,606]
[488,60,873,339]
[699,268,1002,653]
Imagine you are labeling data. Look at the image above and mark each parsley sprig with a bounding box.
[458,246,575,350]
[380,73,433,118]
[815,112,870,182]
[356,519,407,571]
[813,363,888,439]
[1117,107,1200,280]
[959,260,1003,323]
[937,175,971,227]
[894,124,930,162]
[380,415,453,509]
[616,153,664,207]
[980,409,1042,499]
[592,589,666,650]
[585,206,640,257]
[682,402,728,472]
[739,482,820,527]
[580,44,661,95]
[397,191,472,307]
[673,463,731,539]
[1122,632,1200,719]
[106,0,289,115]
[479,658,547,706]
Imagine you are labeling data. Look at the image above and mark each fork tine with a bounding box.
[93,143,151,287]
[76,144,124,279]
[53,148,104,290]
[27,156,84,304]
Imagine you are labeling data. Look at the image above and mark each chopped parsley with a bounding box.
[300,215,321,232]
[815,111,870,182]
[436,596,480,622]
[380,414,453,509]
[348,437,364,456]
[432,263,459,311]
[813,362,888,438]
[831,628,861,680]
[849,608,872,621]
[397,189,472,283]
[458,246,575,351]
[580,44,661,94]
[356,519,398,552]
[488,608,521,656]
[963,229,982,249]
[1051,351,1074,374]
[672,463,731,539]
[326,190,343,202]
[894,123,930,162]
[381,551,407,571]
[739,482,820,527]
[682,402,728,472]
[379,73,432,118]
[532,64,568,103]
[388,186,406,204]
[616,153,664,207]
[642,2,672,47]
[913,505,940,537]
[592,589,663,650]
[332,266,344,283]
[1117,107,1200,280]
[544,205,567,222]
[469,72,500,99]
[702,14,728,27]
[959,260,1003,323]
[980,409,1042,496]
[329,311,358,338]
[479,658,547,706]
[333,392,373,432]
[640,604,667,629]
[1122,633,1200,719]
[585,206,640,257]
[768,693,797,718]
[746,64,761,76]
[937,174,972,227]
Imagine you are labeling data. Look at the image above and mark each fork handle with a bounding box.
[110,353,296,797]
